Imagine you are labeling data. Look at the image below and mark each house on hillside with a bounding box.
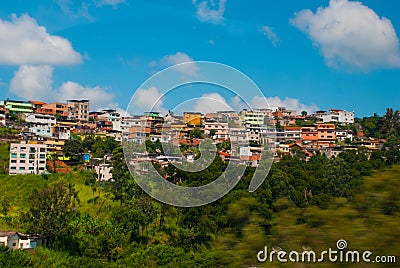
[0,231,45,250]
[9,142,47,175]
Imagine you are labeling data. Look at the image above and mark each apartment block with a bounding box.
[204,121,229,141]
[301,126,318,142]
[317,123,336,147]
[67,100,90,123]
[9,142,47,175]
[240,110,265,125]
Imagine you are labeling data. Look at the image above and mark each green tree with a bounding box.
[191,127,202,139]
[110,147,138,205]
[26,181,77,246]
[63,139,84,161]
[209,129,217,137]
[82,135,96,152]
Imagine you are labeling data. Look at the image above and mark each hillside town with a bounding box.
[0,98,385,180]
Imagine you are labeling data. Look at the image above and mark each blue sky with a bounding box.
[0,0,399,117]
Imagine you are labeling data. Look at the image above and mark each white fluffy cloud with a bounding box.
[193,93,231,114]
[130,87,167,115]
[55,81,116,111]
[10,65,53,101]
[0,14,82,65]
[193,0,226,24]
[251,96,319,115]
[290,0,400,70]
[152,52,199,76]
[260,26,280,46]
[8,64,116,111]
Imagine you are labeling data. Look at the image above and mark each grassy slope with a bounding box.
[0,171,118,230]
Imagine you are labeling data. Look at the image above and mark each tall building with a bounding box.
[9,142,47,175]
[67,100,89,123]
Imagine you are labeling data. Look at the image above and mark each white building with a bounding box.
[204,121,229,140]
[0,110,5,126]
[95,163,113,181]
[9,142,47,175]
[0,231,45,250]
[24,113,56,126]
[100,110,121,132]
[229,127,248,143]
[316,109,354,124]
[336,130,353,142]
[121,116,142,141]
[29,125,53,138]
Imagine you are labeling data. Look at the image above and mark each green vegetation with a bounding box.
[0,153,398,266]
[0,108,398,267]
[0,142,10,174]
[0,127,19,138]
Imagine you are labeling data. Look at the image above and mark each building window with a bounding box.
[19,167,25,170]
[20,160,25,164]
[10,153,17,158]
[20,154,26,158]
[10,166,16,170]
[11,160,17,163]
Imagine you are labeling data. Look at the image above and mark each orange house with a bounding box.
[317,123,336,141]
[301,126,318,141]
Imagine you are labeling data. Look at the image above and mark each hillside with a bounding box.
[0,171,118,231]
[0,142,10,175]
[0,164,398,267]
[261,165,400,267]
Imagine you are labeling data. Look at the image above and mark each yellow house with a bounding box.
[183,112,202,125]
